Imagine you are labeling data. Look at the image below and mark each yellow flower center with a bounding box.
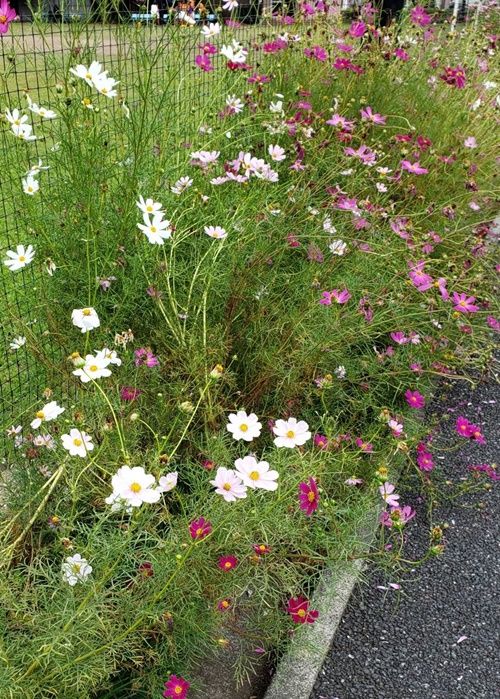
[85,72,92,79]
[286,430,295,438]
[307,491,316,503]
[297,609,306,617]
[130,482,142,493]
[174,688,183,696]
[150,226,157,233]
[249,471,260,481]
[224,561,232,569]
[0,15,7,23]
[73,438,82,447]
[71,563,81,573]
[14,119,21,125]
[223,483,232,491]
[240,423,248,432]
[82,309,92,316]
[89,365,98,372]
[18,255,26,262]
[259,545,267,552]
[36,411,45,419]
[221,600,229,609]
[146,205,153,212]
[196,527,203,537]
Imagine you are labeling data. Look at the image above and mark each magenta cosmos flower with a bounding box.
[452,292,479,314]
[355,437,373,452]
[360,106,386,125]
[410,5,432,26]
[349,20,366,38]
[298,477,319,516]
[455,417,485,443]
[189,516,212,540]
[134,347,159,367]
[440,65,466,89]
[405,389,425,409]
[253,543,271,556]
[120,386,142,401]
[319,288,351,305]
[313,434,329,450]
[287,596,319,624]
[417,449,434,472]
[218,555,238,571]
[0,1,16,34]
[163,674,190,699]
[195,54,214,72]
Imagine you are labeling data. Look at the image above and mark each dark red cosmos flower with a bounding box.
[286,596,319,624]
[189,516,212,540]
[218,555,238,571]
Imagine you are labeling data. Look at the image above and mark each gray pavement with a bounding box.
[311,375,500,699]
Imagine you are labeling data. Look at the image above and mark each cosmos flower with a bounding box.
[226,410,262,442]
[61,429,94,458]
[298,477,319,515]
[163,675,190,699]
[106,465,161,507]
[452,292,479,313]
[62,554,92,586]
[204,225,227,239]
[379,482,400,507]
[3,244,35,271]
[72,354,112,383]
[210,467,247,502]
[405,389,425,409]
[286,596,319,624]
[71,307,100,333]
[273,418,311,448]
[22,173,39,195]
[31,401,65,429]
[189,516,212,540]
[234,455,279,491]
[218,555,238,571]
[157,472,178,493]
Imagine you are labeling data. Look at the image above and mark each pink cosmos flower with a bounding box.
[349,20,366,38]
[405,389,425,409]
[217,598,232,612]
[394,48,410,61]
[464,136,477,149]
[326,114,355,131]
[247,73,271,84]
[469,464,499,481]
[380,505,416,527]
[401,160,429,175]
[134,347,159,367]
[195,54,214,72]
[452,292,479,314]
[410,6,431,27]
[417,449,434,471]
[408,260,433,291]
[120,386,142,401]
[319,289,351,305]
[437,278,450,301]
[390,331,408,345]
[379,483,400,507]
[304,46,328,62]
[486,316,500,332]
[344,144,377,165]
[218,555,238,571]
[360,106,386,125]
[163,675,190,699]
[440,65,466,89]
[189,516,212,540]
[286,596,319,624]
[355,438,373,453]
[253,543,271,556]
[313,434,329,450]
[455,417,485,443]
[298,477,319,516]
[0,0,16,35]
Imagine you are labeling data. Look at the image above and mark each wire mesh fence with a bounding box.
[0,5,276,453]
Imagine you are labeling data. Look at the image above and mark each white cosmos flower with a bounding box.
[26,159,49,176]
[137,212,172,244]
[31,400,65,429]
[69,61,105,87]
[62,553,92,586]
[268,144,286,162]
[3,244,35,271]
[136,195,164,216]
[61,428,94,457]
[210,467,247,502]
[201,21,221,38]
[95,347,121,366]
[204,225,227,239]
[107,465,161,507]
[269,100,284,114]
[226,410,262,442]
[223,0,238,9]
[273,417,311,448]
[93,74,119,98]
[22,174,39,195]
[26,96,57,119]
[226,95,244,114]
[71,307,100,333]
[220,42,248,64]
[323,216,336,233]
[9,335,26,351]
[234,455,279,491]
[328,239,347,256]
[72,354,112,383]
[5,111,37,140]
[171,176,193,195]
[157,471,178,493]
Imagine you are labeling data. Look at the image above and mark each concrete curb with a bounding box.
[264,506,380,699]
[263,561,365,699]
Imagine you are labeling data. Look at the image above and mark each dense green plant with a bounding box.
[0,5,498,697]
